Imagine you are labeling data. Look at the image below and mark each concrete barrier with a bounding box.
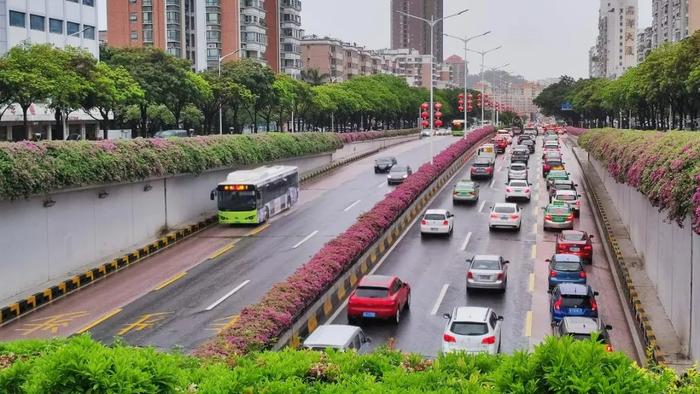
[0,134,417,321]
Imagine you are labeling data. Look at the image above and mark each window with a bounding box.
[83,0,95,6]
[49,18,63,33]
[143,29,153,42]
[83,25,95,39]
[130,31,138,40]
[9,11,26,28]
[67,22,80,36]
[129,0,137,3]
[206,12,220,23]
[143,12,152,23]
[30,14,45,31]
[129,13,138,22]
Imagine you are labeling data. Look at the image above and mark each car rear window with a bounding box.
[563,232,585,241]
[555,184,573,191]
[355,287,388,298]
[511,164,526,170]
[546,160,562,166]
[561,295,592,308]
[556,194,576,201]
[450,322,488,336]
[424,213,446,220]
[548,207,570,215]
[473,162,490,167]
[554,262,582,272]
[510,181,528,187]
[472,259,500,270]
[494,206,515,214]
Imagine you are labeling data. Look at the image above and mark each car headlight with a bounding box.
[403,174,408,178]
[387,175,391,178]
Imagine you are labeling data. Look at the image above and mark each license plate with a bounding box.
[568,308,583,314]
[553,217,565,222]
[501,216,508,220]
[570,247,580,252]
[362,312,376,318]
[478,275,491,281]
[431,227,438,231]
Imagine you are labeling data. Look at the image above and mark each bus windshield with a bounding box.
[218,190,257,211]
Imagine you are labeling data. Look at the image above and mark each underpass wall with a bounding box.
[0,135,415,304]
[589,158,698,358]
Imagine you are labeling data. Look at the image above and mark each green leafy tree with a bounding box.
[227,59,275,133]
[181,104,204,131]
[300,68,330,86]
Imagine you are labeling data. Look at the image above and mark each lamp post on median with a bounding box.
[444,31,491,133]
[396,8,469,165]
[219,49,242,135]
[489,63,509,126]
[467,46,502,126]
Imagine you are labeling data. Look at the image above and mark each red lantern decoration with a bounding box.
[421,111,429,120]
[467,93,473,100]
[434,111,443,118]
[434,102,442,110]
[458,99,464,106]
[421,102,429,110]
[458,106,464,112]
[421,120,430,128]
[458,93,465,99]
[467,103,473,112]
[435,119,443,127]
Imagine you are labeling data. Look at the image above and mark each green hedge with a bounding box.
[0,335,697,393]
[0,133,343,200]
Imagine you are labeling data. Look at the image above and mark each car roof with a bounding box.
[303,325,362,348]
[557,283,590,295]
[474,157,492,163]
[358,275,395,288]
[376,157,395,160]
[554,179,574,185]
[494,203,517,209]
[553,254,582,262]
[453,306,490,322]
[562,317,601,334]
[555,190,577,196]
[548,202,572,210]
[425,209,448,215]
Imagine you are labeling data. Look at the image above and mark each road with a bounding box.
[331,134,637,360]
[0,135,457,350]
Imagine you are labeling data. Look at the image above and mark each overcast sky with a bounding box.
[98,0,652,80]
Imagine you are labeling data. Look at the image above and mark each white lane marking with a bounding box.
[430,284,450,316]
[205,280,251,311]
[343,200,361,212]
[460,232,473,251]
[490,179,496,189]
[377,181,386,188]
[479,200,487,213]
[497,165,503,172]
[292,230,319,249]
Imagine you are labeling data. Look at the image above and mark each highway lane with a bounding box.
[332,134,637,360]
[85,135,460,350]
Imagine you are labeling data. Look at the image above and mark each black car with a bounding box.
[387,165,413,185]
[510,146,529,164]
[553,316,613,351]
[374,157,397,173]
[521,139,535,154]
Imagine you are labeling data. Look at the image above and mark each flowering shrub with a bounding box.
[579,129,700,234]
[566,126,588,136]
[198,126,494,359]
[337,129,419,144]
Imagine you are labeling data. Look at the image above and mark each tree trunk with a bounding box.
[21,104,30,140]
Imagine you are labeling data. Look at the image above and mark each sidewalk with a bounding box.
[572,144,693,372]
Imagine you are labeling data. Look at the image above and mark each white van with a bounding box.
[477,144,496,164]
[302,325,371,352]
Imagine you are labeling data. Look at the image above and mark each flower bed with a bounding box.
[198,126,494,359]
[337,129,419,144]
[566,126,588,136]
[579,129,700,234]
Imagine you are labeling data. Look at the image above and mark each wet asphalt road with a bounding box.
[87,136,458,351]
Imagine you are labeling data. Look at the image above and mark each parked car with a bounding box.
[549,179,578,201]
[387,165,412,185]
[543,202,575,231]
[557,230,594,264]
[553,317,613,352]
[347,275,411,325]
[547,254,586,289]
[552,189,582,217]
[546,170,570,190]
[303,325,371,352]
[507,162,528,181]
[466,255,509,292]
[489,203,522,231]
[453,180,480,203]
[442,307,503,354]
[549,283,599,322]
[420,209,454,237]
[470,157,495,180]
[374,157,397,173]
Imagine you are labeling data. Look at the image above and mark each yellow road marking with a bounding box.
[528,273,535,293]
[525,311,533,337]
[208,241,237,260]
[117,312,171,336]
[532,222,537,234]
[530,244,537,259]
[154,272,187,291]
[207,315,240,334]
[76,309,122,334]
[15,311,89,336]
[248,223,270,237]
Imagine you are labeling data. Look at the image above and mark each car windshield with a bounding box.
[548,206,570,215]
[390,166,407,173]
[450,322,489,336]
[510,181,528,187]
[494,206,515,214]
[556,194,576,201]
[472,259,500,270]
[355,287,389,298]
[563,232,585,241]
[424,213,446,220]
[217,190,257,211]
[561,295,592,308]
[554,262,581,271]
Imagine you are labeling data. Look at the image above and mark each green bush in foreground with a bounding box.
[0,335,697,393]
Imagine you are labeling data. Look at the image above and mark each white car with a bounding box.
[488,203,522,231]
[442,307,503,354]
[420,209,454,237]
[505,180,531,201]
[552,189,582,217]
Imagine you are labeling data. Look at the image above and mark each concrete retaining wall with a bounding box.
[0,135,416,303]
[590,158,700,358]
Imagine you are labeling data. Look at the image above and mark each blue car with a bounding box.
[549,283,599,322]
[547,254,586,290]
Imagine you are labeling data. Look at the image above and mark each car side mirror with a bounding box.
[605,325,613,330]
[545,259,551,262]
[575,184,579,187]
[503,260,510,264]
[210,190,216,201]
[589,235,594,239]
[547,289,552,294]
[364,336,372,343]
[578,195,582,197]
[497,316,504,321]
[442,313,451,320]
[593,291,599,296]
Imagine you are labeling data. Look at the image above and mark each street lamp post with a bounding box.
[396,8,469,165]
[219,49,242,135]
[488,63,509,126]
[467,46,502,126]
[444,31,491,134]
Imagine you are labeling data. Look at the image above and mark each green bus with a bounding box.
[451,120,465,136]
[210,165,299,224]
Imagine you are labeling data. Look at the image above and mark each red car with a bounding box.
[556,230,594,264]
[348,275,411,325]
[492,138,508,154]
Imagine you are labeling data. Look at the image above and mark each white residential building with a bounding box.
[1,0,99,58]
[652,0,689,46]
[592,0,638,79]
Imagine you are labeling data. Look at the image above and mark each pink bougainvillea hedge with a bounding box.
[197,126,495,359]
[579,129,700,234]
[566,126,588,136]
[337,128,419,144]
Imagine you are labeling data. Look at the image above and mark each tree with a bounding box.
[272,74,298,131]
[227,59,275,133]
[181,104,204,131]
[533,76,577,121]
[300,68,330,86]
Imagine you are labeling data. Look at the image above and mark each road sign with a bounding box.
[561,102,573,111]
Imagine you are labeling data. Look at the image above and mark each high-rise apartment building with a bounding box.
[301,35,381,83]
[390,0,443,61]
[444,54,465,88]
[376,48,437,89]
[1,0,99,58]
[637,26,653,62]
[651,0,689,46]
[591,0,638,79]
[264,0,302,77]
[690,0,700,34]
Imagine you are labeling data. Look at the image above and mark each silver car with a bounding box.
[387,165,413,185]
[507,162,528,181]
[466,255,509,292]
